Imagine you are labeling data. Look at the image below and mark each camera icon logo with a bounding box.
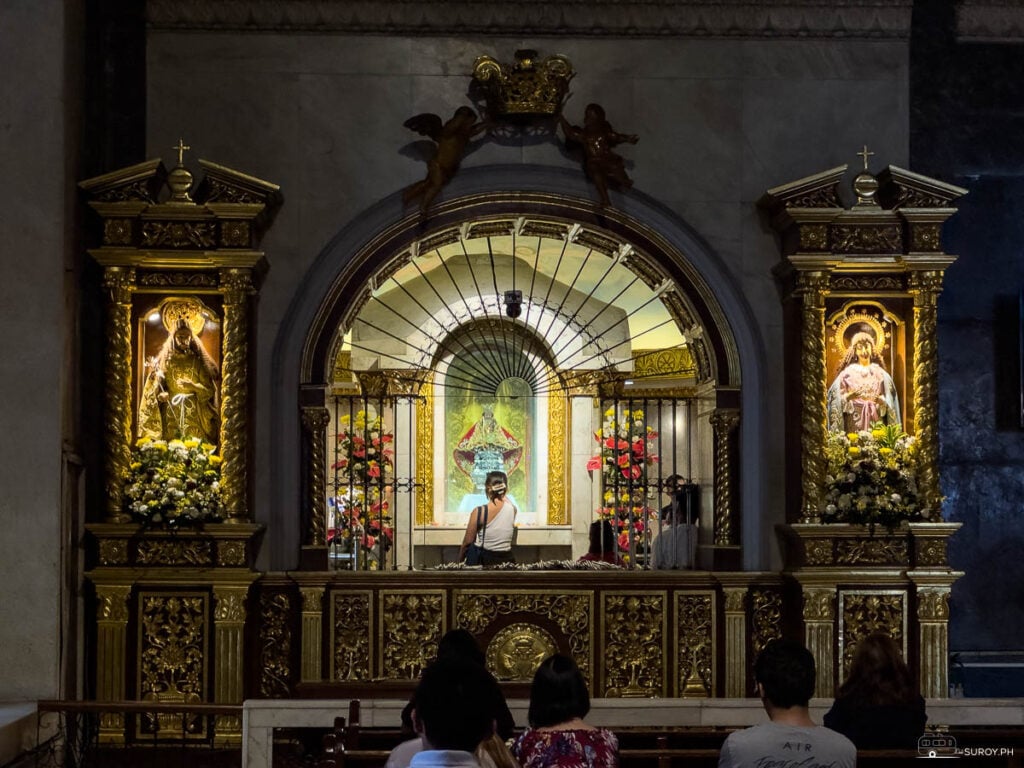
[918,733,958,758]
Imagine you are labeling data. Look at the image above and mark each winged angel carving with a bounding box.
[402,107,489,215]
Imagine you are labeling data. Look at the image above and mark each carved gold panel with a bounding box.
[675,592,715,697]
[258,591,293,698]
[602,592,665,698]
[137,591,208,738]
[486,622,559,681]
[331,590,373,681]
[750,587,783,663]
[547,389,567,524]
[838,590,907,677]
[455,590,593,685]
[416,383,434,525]
[379,591,446,678]
[136,539,214,566]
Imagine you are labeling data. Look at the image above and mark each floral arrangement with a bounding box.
[587,407,660,553]
[821,422,923,532]
[124,437,224,528]
[329,409,395,565]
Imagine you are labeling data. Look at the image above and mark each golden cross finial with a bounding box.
[857,144,874,171]
[173,138,191,166]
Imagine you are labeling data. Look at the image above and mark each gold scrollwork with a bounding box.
[631,348,697,379]
[259,592,293,698]
[98,539,129,566]
[136,540,214,566]
[835,538,908,565]
[220,268,254,522]
[750,588,783,661]
[723,588,746,614]
[603,593,664,697]
[916,588,950,621]
[910,272,944,518]
[547,390,567,524]
[138,271,219,288]
[214,588,248,623]
[416,382,434,525]
[839,591,905,676]
[486,623,558,681]
[102,266,135,522]
[97,584,132,622]
[456,591,592,683]
[380,592,445,679]
[797,271,829,522]
[830,224,902,253]
[332,591,372,681]
[676,593,713,697]
[217,540,247,566]
[831,276,904,292]
[141,221,217,248]
[138,593,207,735]
[802,588,835,622]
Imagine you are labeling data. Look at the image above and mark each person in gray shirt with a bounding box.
[718,639,855,768]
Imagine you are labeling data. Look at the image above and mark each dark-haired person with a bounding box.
[824,632,927,749]
[409,658,503,768]
[513,654,618,768]
[577,520,623,566]
[459,471,517,566]
[718,639,854,768]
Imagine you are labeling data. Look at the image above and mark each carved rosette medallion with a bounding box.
[219,268,254,521]
[750,588,783,661]
[98,538,129,566]
[103,219,133,245]
[258,592,293,698]
[136,539,214,566]
[217,540,247,566]
[675,593,714,697]
[805,538,833,565]
[221,221,251,247]
[332,591,372,681]
[485,623,558,681]
[911,224,941,251]
[799,224,829,250]
[915,538,947,567]
[547,390,567,524]
[839,591,905,676]
[835,537,909,566]
[138,593,207,736]
[301,407,331,545]
[456,591,592,682]
[603,593,665,697]
[380,592,445,679]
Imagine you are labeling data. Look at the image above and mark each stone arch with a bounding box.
[268,165,768,570]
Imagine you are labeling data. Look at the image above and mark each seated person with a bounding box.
[824,632,927,749]
[578,520,624,566]
[651,508,696,569]
[718,639,855,768]
[409,657,506,768]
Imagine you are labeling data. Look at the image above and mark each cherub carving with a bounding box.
[402,106,489,215]
[559,103,639,206]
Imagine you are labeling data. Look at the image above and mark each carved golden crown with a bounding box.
[472,49,574,119]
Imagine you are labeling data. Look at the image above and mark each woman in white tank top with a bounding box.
[459,471,518,565]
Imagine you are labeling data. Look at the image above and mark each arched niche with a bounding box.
[268,165,769,571]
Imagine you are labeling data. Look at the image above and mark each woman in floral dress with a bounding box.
[513,655,618,768]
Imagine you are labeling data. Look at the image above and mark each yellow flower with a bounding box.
[201,442,216,453]
[847,433,859,444]
[848,446,861,457]
[135,437,152,448]
[209,455,222,466]
[871,429,885,441]
[130,462,142,470]
[879,447,893,457]
[184,438,201,449]
[632,409,645,421]
[605,407,615,418]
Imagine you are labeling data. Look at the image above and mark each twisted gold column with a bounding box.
[916,586,952,698]
[220,269,254,522]
[710,409,740,545]
[802,586,836,698]
[213,586,249,742]
[302,407,331,546]
[722,588,747,697]
[797,272,830,522]
[102,268,135,522]
[300,587,325,682]
[910,271,944,519]
[95,584,131,742]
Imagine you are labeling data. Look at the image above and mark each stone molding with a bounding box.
[957,1,1024,43]
[147,0,913,39]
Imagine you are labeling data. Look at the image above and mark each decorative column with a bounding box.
[709,409,740,545]
[801,586,836,698]
[220,268,255,523]
[301,406,331,546]
[909,271,944,519]
[213,586,249,740]
[796,272,830,523]
[95,584,131,742]
[300,586,325,682]
[721,586,747,697]
[102,268,135,522]
[913,582,955,698]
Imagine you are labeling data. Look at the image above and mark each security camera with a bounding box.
[504,289,522,319]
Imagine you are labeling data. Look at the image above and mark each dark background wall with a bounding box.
[912,0,1024,692]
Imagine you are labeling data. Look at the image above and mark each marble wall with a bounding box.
[145,31,910,572]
